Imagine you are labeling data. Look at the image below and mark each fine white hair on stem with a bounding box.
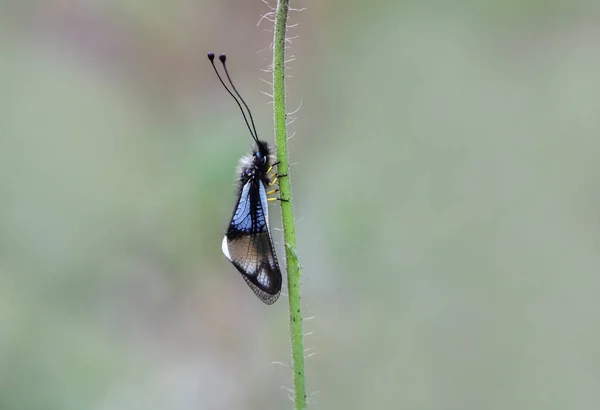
[261,61,274,73]
[262,0,276,10]
[287,131,296,140]
[308,391,321,405]
[257,46,273,54]
[260,78,274,86]
[281,385,295,395]
[289,7,307,12]
[257,12,276,25]
[272,361,290,368]
[288,98,303,115]
[261,91,274,99]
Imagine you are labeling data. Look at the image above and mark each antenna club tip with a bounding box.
[207,52,215,61]
[219,54,227,63]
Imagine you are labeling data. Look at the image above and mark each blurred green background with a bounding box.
[2,1,600,409]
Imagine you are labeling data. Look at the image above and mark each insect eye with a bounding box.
[255,151,263,160]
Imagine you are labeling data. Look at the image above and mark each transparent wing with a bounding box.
[222,180,281,304]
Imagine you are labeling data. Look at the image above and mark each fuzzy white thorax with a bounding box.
[236,153,254,178]
[235,146,276,181]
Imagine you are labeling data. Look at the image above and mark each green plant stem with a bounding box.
[272,0,306,408]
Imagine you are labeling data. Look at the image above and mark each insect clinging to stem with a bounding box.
[208,52,285,305]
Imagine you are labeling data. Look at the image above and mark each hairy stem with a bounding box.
[272,0,306,408]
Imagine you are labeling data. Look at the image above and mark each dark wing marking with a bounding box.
[222,180,282,304]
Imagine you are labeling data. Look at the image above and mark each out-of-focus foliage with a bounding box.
[1,1,600,409]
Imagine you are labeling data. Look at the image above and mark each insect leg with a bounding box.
[271,162,288,177]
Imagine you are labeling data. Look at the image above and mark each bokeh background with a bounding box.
[2,1,600,409]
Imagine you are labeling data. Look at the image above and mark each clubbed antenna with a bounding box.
[207,52,259,144]
[218,54,260,141]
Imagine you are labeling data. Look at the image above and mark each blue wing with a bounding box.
[228,180,269,234]
[221,180,281,304]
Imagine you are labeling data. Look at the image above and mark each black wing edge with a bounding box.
[242,270,281,305]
